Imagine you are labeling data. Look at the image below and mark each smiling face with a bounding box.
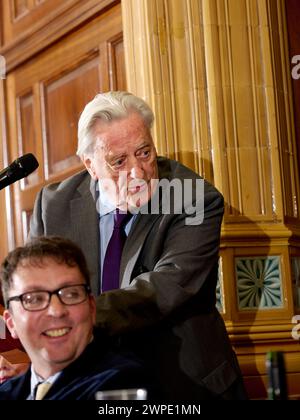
[3,258,96,379]
[83,112,159,211]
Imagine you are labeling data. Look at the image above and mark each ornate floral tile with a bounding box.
[235,256,283,310]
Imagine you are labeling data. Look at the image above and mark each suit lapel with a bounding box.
[70,177,100,295]
[9,368,31,400]
[43,339,100,399]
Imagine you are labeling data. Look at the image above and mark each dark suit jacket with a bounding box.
[0,335,151,400]
[29,157,246,399]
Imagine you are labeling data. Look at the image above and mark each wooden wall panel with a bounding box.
[1,0,125,364]
[44,58,100,177]
[12,0,30,19]
[17,91,39,187]
[0,81,9,262]
[0,0,118,72]
[0,2,3,47]
[2,0,80,44]
[4,2,125,246]
[108,35,126,90]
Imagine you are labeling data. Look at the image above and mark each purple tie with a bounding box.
[102,210,132,292]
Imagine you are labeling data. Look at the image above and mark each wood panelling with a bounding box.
[0,0,118,72]
[12,0,47,19]
[108,35,126,90]
[0,80,10,259]
[4,2,125,246]
[0,2,3,47]
[12,0,30,19]
[2,0,76,43]
[43,58,100,177]
[17,91,39,187]
[0,0,125,363]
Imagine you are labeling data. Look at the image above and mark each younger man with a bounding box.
[0,236,150,400]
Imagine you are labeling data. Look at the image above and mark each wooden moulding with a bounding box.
[0,0,120,72]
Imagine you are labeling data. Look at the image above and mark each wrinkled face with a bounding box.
[83,112,159,211]
[3,258,96,379]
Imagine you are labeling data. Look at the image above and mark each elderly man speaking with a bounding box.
[28,91,247,400]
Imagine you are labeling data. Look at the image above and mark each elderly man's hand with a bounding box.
[0,355,18,384]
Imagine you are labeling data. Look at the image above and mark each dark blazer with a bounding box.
[0,336,151,400]
[29,157,246,399]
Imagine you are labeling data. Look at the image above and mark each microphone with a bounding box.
[0,153,39,190]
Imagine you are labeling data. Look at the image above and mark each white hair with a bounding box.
[77,91,154,158]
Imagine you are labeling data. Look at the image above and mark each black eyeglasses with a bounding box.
[7,284,91,312]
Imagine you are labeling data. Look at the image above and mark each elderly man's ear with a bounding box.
[82,155,98,181]
[3,310,19,340]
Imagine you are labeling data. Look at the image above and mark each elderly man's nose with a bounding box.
[129,160,144,179]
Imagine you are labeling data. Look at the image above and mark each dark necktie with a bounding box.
[102,210,132,292]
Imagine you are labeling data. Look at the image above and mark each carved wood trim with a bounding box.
[107,32,125,90]
[0,0,120,72]
[11,0,30,21]
[0,1,3,47]
[0,80,14,254]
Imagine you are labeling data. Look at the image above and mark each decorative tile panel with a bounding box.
[235,257,283,310]
[216,258,224,313]
[291,257,300,309]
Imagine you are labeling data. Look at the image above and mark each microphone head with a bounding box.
[0,153,39,190]
[13,153,39,178]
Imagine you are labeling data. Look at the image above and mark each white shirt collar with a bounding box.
[30,366,61,399]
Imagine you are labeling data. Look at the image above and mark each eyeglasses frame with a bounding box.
[6,283,91,312]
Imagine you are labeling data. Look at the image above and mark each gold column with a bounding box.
[122,0,300,397]
[122,0,214,179]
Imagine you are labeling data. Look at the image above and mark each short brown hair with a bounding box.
[0,236,90,308]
